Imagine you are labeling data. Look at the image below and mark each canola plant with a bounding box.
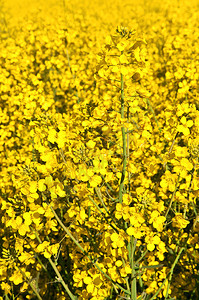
[1,0,199,299]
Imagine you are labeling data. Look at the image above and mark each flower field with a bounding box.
[1,0,199,299]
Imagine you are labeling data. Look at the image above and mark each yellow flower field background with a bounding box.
[1,0,199,299]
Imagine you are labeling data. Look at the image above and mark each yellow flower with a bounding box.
[1,282,11,295]
[86,140,96,149]
[145,235,161,252]
[177,116,193,136]
[10,269,23,285]
[172,213,190,229]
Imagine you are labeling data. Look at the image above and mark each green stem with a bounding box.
[32,228,77,300]
[88,195,119,232]
[121,73,125,119]
[150,248,184,300]
[163,132,178,169]
[146,98,161,132]
[31,136,36,162]
[149,277,168,300]
[26,237,47,272]
[94,187,119,228]
[49,257,77,300]
[130,237,137,299]
[165,248,185,299]
[164,174,180,220]
[48,203,130,295]
[62,1,80,103]
[18,267,42,300]
[118,72,127,203]
[135,249,148,265]
[101,174,114,191]
[184,157,198,217]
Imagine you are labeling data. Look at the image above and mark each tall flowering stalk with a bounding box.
[96,26,150,299]
[97,26,148,202]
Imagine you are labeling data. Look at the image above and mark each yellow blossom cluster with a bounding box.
[1,0,199,299]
